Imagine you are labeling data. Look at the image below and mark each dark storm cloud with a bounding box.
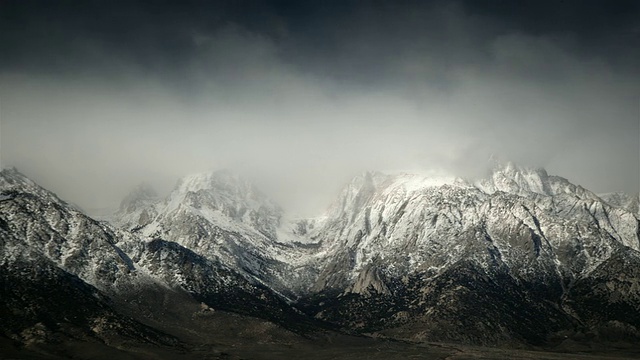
[0,1,638,215]
[3,1,637,84]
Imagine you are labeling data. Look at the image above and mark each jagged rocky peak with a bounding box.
[384,172,471,195]
[172,169,278,205]
[114,182,161,230]
[160,169,284,238]
[475,159,605,202]
[175,169,260,199]
[310,160,640,293]
[326,170,466,220]
[476,159,553,196]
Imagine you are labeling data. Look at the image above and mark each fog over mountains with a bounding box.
[1,1,638,217]
[1,161,640,358]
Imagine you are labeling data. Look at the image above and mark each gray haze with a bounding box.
[1,1,638,216]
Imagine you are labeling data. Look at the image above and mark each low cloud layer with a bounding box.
[1,1,638,216]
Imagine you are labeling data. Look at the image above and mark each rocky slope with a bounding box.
[108,162,640,346]
[298,162,640,345]
[2,161,640,351]
[113,169,320,297]
[0,167,138,291]
[0,168,320,354]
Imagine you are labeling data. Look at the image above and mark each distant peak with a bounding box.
[168,169,278,210]
[489,159,548,178]
[131,182,158,199]
[119,181,159,211]
[175,169,254,194]
[340,170,465,201]
[345,170,465,195]
[389,172,461,191]
[476,159,555,196]
[598,192,638,210]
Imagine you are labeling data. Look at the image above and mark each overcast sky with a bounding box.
[1,0,639,216]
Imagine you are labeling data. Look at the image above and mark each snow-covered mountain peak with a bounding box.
[330,170,466,213]
[115,170,311,295]
[384,172,467,193]
[165,169,282,221]
[128,169,287,253]
[174,169,258,199]
[114,182,162,230]
[476,160,553,196]
[324,171,389,218]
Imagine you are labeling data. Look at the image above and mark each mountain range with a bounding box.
[1,162,639,359]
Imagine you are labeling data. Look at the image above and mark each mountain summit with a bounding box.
[113,169,315,297]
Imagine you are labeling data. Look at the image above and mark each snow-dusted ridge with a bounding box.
[0,167,312,332]
[106,163,640,297]
[110,169,322,296]
[0,167,140,290]
[302,161,640,293]
[3,163,640,346]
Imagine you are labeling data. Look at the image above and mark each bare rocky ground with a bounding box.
[3,286,639,360]
[3,332,640,360]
